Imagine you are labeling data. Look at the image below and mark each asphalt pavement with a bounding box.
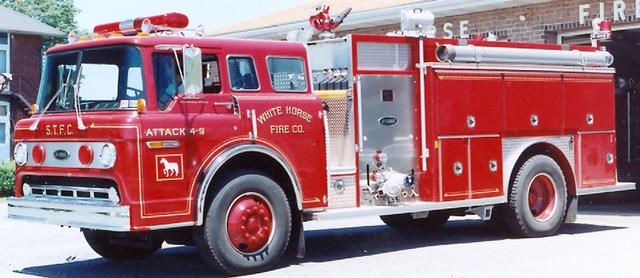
[1,192,640,278]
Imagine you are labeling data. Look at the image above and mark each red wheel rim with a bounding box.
[527,173,557,222]
[226,193,274,254]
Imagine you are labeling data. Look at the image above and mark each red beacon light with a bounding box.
[93,12,189,36]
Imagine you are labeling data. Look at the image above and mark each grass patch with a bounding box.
[0,161,15,197]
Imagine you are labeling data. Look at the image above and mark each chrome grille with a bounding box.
[25,183,120,204]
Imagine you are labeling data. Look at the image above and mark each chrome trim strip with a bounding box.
[438,134,500,139]
[323,109,332,204]
[427,62,616,74]
[356,76,363,151]
[7,197,130,232]
[251,109,258,139]
[418,37,427,172]
[576,130,615,135]
[467,138,472,199]
[196,144,303,225]
[577,182,636,196]
[438,139,443,202]
[148,221,196,230]
[328,167,357,175]
[312,196,505,220]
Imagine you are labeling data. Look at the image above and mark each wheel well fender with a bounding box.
[507,142,577,197]
[195,144,303,226]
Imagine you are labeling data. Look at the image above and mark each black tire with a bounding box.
[194,171,292,275]
[504,155,567,237]
[380,211,449,229]
[83,230,162,261]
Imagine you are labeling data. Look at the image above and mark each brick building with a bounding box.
[0,6,64,162]
[209,0,639,45]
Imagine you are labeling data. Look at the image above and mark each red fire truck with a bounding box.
[6,11,636,275]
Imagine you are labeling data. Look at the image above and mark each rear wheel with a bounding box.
[194,171,292,275]
[380,211,450,229]
[504,155,567,237]
[83,230,163,261]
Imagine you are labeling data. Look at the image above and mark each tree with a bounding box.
[1,0,79,48]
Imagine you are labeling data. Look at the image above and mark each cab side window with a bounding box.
[152,54,181,110]
[228,56,259,91]
[267,57,307,92]
[202,55,221,93]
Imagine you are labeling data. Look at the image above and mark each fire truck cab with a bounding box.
[6,11,636,275]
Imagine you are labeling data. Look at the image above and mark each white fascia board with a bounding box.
[214,0,551,39]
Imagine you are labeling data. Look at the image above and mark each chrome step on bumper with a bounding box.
[7,196,131,231]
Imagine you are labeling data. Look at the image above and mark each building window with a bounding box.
[0,33,9,92]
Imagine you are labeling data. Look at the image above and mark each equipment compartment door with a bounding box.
[578,132,617,188]
[439,138,469,201]
[358,75,417,180]
[469,137,503,198]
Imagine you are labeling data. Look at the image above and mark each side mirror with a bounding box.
[183,46,203,97]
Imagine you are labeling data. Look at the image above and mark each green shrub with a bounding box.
[0,161,15,197]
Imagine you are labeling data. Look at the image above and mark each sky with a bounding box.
[74,0,302,33]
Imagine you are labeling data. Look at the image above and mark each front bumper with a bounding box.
[7,196,131,231]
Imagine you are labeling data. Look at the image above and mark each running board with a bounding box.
[576,182,636,196]
[311,196,505,221]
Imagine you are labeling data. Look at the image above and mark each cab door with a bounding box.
[139,50,242,219]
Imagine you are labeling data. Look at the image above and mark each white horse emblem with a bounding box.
[160,158,180,177]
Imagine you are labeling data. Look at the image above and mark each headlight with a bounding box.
[99,143,117,168]
[14,143,27,166]
[22,183,31,196]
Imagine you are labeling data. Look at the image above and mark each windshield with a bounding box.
[36,46,145,112]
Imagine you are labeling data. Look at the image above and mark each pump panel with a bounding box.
[358,75,417,179]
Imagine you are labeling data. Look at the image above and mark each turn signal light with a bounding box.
[32,144,46,165]
[137,99,146,113]
[78,144,94,166]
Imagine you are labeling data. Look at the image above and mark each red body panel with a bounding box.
[504,74,565,135]
[433,71,503,135]
[563,74,615,131]
[578,132,617,188]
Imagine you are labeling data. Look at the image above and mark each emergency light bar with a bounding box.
[93,12,189,35]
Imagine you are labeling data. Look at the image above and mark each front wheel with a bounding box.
[194,171,292,275]
[504,155,567,237]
